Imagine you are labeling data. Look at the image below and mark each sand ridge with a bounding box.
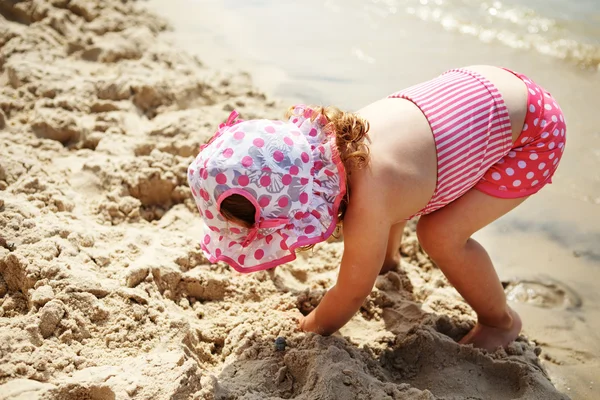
[0,1,569,399]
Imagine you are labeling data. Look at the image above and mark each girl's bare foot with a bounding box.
[459,307,522,351]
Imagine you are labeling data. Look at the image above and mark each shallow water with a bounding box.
[147,0,600,397]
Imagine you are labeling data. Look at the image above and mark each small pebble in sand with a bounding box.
[0,237,15,252]
[274,337,287,351]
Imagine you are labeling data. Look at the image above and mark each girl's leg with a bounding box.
[416,188,527,350]
[381,221,407,274]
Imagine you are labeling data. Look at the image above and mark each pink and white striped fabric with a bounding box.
[388,68,513,218]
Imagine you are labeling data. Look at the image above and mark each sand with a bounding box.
[0,1,571,399]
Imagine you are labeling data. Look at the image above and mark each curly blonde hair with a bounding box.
[219,105,370,231]
[285,105,370,224]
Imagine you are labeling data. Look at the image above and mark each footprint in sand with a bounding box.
[502,277,582,309]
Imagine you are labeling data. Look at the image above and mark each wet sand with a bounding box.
[0,0,597,398]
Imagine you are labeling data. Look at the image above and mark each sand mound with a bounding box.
[0,1,568,399]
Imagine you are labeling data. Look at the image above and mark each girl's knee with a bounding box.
[416,216,464,261]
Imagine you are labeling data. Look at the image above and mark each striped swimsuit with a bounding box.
[389,68,513,218]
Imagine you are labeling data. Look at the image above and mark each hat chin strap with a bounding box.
[242,217,290,247]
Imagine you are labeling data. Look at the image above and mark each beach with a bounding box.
[0,0,598,399]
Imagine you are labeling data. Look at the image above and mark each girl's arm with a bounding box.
[300,190,391,335]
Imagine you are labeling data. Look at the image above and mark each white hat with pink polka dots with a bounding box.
[187,105,346,273]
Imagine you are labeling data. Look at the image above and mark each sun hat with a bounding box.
[187,105,346,272]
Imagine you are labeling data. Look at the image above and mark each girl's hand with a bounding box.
[297,311,324,334]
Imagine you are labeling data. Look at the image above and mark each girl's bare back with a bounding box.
[354,65,529,222]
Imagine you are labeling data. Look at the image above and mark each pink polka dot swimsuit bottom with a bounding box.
[389,67,566,218]
[476,68,566,199]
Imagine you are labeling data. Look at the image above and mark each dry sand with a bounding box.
[0,1,572,399]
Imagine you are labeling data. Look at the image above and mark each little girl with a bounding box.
[188,65,566,351]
